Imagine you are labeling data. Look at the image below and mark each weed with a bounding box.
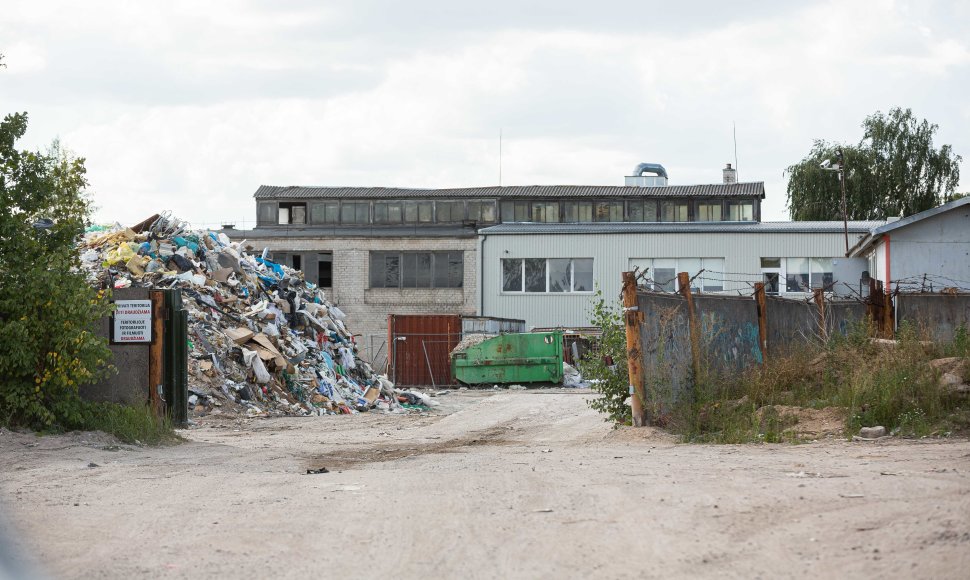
[67,402,178,445]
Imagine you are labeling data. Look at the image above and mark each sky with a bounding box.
[2,0,969,229]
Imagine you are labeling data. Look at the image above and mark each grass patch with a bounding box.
[668,321,968,443]
[68,402,179,445]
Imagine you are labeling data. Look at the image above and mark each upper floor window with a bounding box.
[563,202,593,222]
[500,201,530,222]
[531,201,560,223]
[436,201,465,222]
[660,201,688,222]
[727,200,754,221]
[340,202,370,224]
[695,201,722,222]
[403,201,433,223]
[278,202,307,225]
[374,201,403,224]
[467,201,496,223]
[311,202,340,224]
[594,201,623,222]
[627,200,658,222]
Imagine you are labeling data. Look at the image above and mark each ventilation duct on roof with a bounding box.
[625,163,669,187]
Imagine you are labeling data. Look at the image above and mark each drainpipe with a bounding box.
[884,234,891,289]
[478,232,487,315]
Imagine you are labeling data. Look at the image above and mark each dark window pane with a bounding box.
[643,201,658,221]
[573,259,593,291]
[525,258,546,292]
[318,253,333,287]
[500,201,514,222]
[628,201,643,221]
[388,202,402,223]
[258,202,276,224]
[563,202,577,222]
[480,202,495,222]
[384,255,400,288]
[548,259,570,292]
[356,203,369,224]
[608,202,622,222]
[415,253,432,287]
[404,201,418,222]
[369,252,385,288]
[437,201,463,222]
[401,253,417,287]
[594,202,611,222]
[514,201,528,221]
[577,203,593,222]
[341,204,354,223]
[325,203,339,223]
[374,203,388,223]
[418,202,432,222]
[467,202,481,222]
[449,251,463,287]
[502,259,522,291]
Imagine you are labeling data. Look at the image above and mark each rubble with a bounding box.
[81,213,429,419]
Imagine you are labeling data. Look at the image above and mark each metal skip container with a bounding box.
[451,332,564,385]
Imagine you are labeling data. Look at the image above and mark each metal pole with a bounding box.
[421,340,436,389]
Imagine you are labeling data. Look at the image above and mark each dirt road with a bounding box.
[2,390,969,579]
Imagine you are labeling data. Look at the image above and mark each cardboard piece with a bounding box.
[225,327,254,345]
[363,386,380,404]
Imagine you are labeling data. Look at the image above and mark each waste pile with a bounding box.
[80,213,435,418]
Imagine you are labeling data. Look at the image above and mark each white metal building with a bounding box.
[478,221,883,329]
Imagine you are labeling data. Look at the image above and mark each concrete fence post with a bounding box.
[677,272,702,384]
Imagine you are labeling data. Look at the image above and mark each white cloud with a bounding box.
[1,0,967,228]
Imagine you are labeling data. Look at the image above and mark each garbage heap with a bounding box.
[80,213,429,418]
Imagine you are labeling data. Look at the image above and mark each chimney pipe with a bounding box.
[722,163,737,184]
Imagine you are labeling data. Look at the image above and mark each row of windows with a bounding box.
[369,251,464,289]
[628,258,727,293]
[501,258,595,293]
[261,198,756,226]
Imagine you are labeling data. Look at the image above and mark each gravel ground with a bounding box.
[1,389,969,579]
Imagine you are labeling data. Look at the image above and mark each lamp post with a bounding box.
[821,151,849,253]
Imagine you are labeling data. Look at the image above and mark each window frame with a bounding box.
[499,258,595,294]
[369,250,464,289]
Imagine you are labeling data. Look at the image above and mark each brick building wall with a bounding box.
[245,234,479,369]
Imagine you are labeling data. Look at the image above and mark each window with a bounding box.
[501,201,530,222]
[627,200,658,222]
[500,258,594,293]
[318,253,333,287]
[594,201,623,222]
[772,257,835,293]
[696,201,722,222]
[291,254,302,271]
[563,202,594,222]
[435,201,464,223]
[660,201,688,222]
[374,202,403,224]
[341,202,370,224]
[467,201,496,223]
[311,202,340,224]
[369,251,463,288]
[258,202,276,225]
[403,201,433,223]
[629,257,726,292]
[727,201,754,221]
[531,201,560,223]
[278,202,307,225]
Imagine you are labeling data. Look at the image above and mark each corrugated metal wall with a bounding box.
[481,231,865,329]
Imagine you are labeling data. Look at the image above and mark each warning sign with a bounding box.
[113,300,153,343]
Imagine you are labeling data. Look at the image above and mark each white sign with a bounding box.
[113,300,153,343]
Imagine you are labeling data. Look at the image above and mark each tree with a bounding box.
[0,112,114,429]
[786,108,962,220]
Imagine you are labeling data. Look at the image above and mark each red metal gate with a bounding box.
[388,314,461,387]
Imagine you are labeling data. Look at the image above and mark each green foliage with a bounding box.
[0,112,115,430]
[786,107,962,220]
[579,289,631,425]
[67,402,177,445]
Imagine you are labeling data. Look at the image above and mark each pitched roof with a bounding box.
[253,182,766,200]
[478,220,883,235]
[848,196,970,257]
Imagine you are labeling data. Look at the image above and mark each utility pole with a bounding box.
[621,271,648,427]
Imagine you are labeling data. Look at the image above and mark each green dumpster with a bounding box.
[452,332,564,385]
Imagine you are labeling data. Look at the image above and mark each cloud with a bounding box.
[1,0,967,228]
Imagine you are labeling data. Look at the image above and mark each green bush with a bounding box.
[579,289,631,425]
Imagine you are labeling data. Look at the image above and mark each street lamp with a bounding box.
[821,151,849,253]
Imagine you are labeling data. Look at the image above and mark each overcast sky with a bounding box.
[2,0,968,228]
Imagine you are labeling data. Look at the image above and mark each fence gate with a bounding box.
[388,314,461,387]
